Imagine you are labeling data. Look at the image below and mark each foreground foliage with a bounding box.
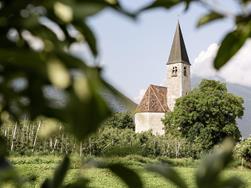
[0,0,250,187]
[235,136,251,168]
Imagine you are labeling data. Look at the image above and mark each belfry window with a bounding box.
[184,67,187,76]
[172,66,178,77]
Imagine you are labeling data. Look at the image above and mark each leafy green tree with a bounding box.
[234,136,251,167]
[102,112,135,130]
[163,80,244,150]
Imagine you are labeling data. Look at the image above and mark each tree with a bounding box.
[102,112,135,130]
[234,136,251,167]
[163,80,244,150]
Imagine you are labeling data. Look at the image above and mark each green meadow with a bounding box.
[10,155,251,188]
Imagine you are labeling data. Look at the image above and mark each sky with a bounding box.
[71,0,251,102]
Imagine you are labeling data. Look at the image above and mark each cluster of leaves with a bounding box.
[0,0,250,187]
[86,127,202,158]
[102,112,135,130]
[234,136,251,167]
[163,79,244,151]
[140,0,251,69]
[0,0,135,186]
[0,0,137,144]
[136,131,202,158]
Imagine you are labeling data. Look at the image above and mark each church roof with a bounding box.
[136,85,170,113]
[167,22,190,65]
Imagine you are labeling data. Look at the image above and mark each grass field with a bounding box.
[9,155,251,187]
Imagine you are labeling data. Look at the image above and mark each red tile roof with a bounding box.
[136,85,170,113]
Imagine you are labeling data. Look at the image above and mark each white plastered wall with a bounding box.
[166,63,191,111]
[135,112,165,135]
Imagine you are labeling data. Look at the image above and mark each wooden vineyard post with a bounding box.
[79,142,82,157]
[52,126,62,153]
[60,132,64,154]
[11,123,17,151]
[175,142,181,158]
[32,121,41,153]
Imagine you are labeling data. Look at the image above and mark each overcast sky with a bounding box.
[71,0,251,102]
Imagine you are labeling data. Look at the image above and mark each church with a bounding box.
[135,22,191,135]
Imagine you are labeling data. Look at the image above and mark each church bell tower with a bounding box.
[166,22,191,111]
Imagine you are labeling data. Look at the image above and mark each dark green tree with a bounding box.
[235,136,251,167]
[102,112,135,130]
[163,80,244,150]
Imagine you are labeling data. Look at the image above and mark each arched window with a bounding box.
[184,67,187,76]
[172,66,178,77]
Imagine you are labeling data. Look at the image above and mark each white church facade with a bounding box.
[135,22,191,135]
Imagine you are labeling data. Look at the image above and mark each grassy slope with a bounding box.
[11,155,251,188]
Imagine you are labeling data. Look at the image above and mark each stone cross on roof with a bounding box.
[167,22,190,65]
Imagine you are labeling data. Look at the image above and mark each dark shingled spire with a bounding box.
[167,22,190,65]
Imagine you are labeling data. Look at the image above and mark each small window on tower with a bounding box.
[172,66,178,77]
[184,67,187,76]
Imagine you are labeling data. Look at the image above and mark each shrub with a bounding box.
[102,112,135,130]
[234,137,251,167]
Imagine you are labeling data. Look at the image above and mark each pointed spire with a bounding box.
[167,22,190,65]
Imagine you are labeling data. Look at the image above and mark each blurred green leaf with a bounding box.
[51,156,70,188]
[214,27,250,70]
[146,163,188,188]
[41,156,70,188]
[140,0,180,12]
[65,177,89,188]
[36,67,112,141]
[73,20,98,57]
[0,157,11,171]
[0,0,250,187]
[87,160,143,188]
[196,139,234,188]
[0,157,21,187]
[240,0,251,4]
[101,79,137,111]
[220,177,245,188]
[52,0,134,19]
[58,0,110,18]
[184,0,190,11]
[197,12,224,27]
[0,0,137,145]
[41,179,51,188]
[108,163,143,188]
[0,49,46,74]
[0,136,8,157]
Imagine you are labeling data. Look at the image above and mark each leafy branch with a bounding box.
[139,0,251,69]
